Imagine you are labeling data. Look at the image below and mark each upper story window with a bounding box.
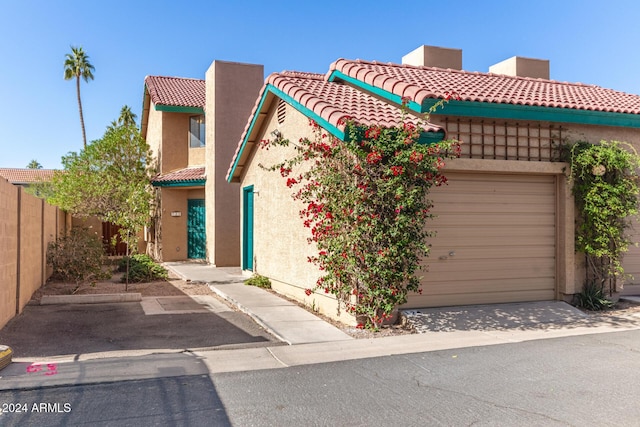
[189,115,205,148]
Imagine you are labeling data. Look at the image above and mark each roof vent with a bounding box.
[402,45,462,70]
[277,99,287,125]
[489,56,550,79]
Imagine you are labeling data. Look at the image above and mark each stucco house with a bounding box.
[142,60,263,265]
[227,45,640,323]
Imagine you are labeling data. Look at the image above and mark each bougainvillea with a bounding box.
[262,101,461,328]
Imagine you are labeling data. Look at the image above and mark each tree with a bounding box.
[64,46,95,148]
[27,159,42,169]
[49,120,153,288]
[118,105,137,127]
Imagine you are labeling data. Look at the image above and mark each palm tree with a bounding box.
[64,46,95,147]
[27,159,43,169]
[118,105,137,127]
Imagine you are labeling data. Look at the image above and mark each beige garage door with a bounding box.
[621,219,640,295]
[404,172,557,308]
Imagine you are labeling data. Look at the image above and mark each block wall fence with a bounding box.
[0,177,70,329]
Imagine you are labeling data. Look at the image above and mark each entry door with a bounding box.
[187,199,206,259]
[242,186,254,271]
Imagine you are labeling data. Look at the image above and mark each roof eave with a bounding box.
[151,179,206,188]
[227,85,348,183]
[330,69,640,128]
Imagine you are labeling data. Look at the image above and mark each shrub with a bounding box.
[244,274,271,289]
[118,254,168,283]
[47,228,106,285]
[574,282,615,311]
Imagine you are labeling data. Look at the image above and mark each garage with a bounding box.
[404,172,558,308]
[621,221,640,295]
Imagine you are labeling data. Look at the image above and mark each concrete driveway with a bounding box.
[0,296,281,359]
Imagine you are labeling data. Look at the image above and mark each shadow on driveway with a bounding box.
[0,301,281,358]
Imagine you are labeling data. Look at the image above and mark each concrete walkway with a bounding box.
[163,262,353,345]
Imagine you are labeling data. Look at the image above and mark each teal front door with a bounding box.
[187,199,206,259]
[242,186,254,270]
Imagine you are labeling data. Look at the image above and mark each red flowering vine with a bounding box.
[261,100,461,329]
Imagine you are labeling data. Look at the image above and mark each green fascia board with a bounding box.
[155,105,204,114]
[328,71,422,112]
[152,179,205,188]
[227,85,346,183]
[227,82,448,182]
[329,70,640,129]
[420,99,640,128]
[270,85,346,140]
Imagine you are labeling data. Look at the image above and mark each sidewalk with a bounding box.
[163,262,353,345]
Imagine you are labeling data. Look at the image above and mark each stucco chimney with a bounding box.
[402,45,462,70]
[489,56,550,79]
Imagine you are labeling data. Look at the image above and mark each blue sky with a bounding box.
[1,0,639,169]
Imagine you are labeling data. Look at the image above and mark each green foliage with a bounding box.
[47,228,106,285]
[244,274,272,289]
[64,46,95,148]
[574,282,615,311]
[118,254,168,283]
[566,140,640,295]
[48,121,154,256]
[262,100,460,329]
[26,160,42,169]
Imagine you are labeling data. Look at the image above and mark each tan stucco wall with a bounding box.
[239,103,357,323]
[189,146,206,167]
[0,178,18,328]
[157,187,205,261]
[161,112,190,173]
[0,178,67,328]
[206,60,263,266]
[146,106,163,172]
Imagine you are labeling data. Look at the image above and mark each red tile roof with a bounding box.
[266,71,442,130]
[329,59,640,114]
[144,76,205,108]
[226,71,443,181]
[152,167,206,183]
[0,168,56,184]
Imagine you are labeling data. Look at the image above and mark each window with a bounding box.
[189,115,205,147]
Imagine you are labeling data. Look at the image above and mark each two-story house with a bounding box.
[142,60,263,265]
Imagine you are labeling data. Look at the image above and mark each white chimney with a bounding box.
[402,45,462,70]
[489,56,550,79]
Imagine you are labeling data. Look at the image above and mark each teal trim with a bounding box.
[329,70,640,129]
[227,81,447,182]
[187,199,206,259]
[419,131,445,144]
[242,186,254,271]
[227,85,346,183]
[155,105,204,114]
[152,179,205,188]
[420,99,640,128]
[268,86,345,140]
[328,71,422,111]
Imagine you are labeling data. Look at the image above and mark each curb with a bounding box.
[0,345,12,371]
[41,293,142,305]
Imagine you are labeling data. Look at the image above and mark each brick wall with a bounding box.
[0,177,68,328]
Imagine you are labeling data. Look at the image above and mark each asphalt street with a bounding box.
[1,329,639,426]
